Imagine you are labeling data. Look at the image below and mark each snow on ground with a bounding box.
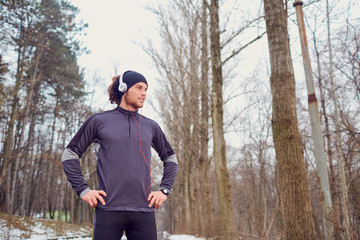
[168,234,205,240]
[0,213,92,240]
[0,213,205,240]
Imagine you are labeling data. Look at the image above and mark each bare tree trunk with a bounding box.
[209,0,236,238]
[70,192,75,223]
[46,108,58,219]
[325,1,351,239]
[20,79,41,216]
[189,27,202,234]
[200,1,216,237]
[183,150,192,232]
[57,168,64,221]
[258,147,265,239]
[263,0,316,238]
[27,135,43,216]
[73,197,80,224]
[25,154,37,216]
[9,156,20,214]
[248,156,258,237]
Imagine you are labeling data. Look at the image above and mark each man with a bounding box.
[62,70,178,240]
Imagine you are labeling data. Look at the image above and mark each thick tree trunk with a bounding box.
[200,1,216,237]
[263,0,316,239]
[209,0,236,238]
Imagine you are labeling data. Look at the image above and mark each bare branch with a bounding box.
[222,31,266,65]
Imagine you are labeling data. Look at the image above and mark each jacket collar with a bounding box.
[116,106,139,115]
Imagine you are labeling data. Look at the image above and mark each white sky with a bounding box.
[72,0,156,72]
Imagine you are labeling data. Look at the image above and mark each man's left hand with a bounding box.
[148,191,167,209]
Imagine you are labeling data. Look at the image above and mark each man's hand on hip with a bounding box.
[81,190,107,208]
[148,191,167,209]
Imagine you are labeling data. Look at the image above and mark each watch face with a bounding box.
[162,189,169,195]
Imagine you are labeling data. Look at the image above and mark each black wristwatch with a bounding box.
[160,188,169,196]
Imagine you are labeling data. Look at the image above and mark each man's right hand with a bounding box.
[81,190,107,208]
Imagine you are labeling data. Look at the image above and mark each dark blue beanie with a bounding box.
[121,70,148,92]
[117,70,148,104]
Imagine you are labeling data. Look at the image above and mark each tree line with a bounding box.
[146,0,360,239]
[1,0,360,240]
[0,0,91,223]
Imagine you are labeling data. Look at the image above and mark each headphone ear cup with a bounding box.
[118,74,127,92]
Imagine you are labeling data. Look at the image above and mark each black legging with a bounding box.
[93,208,157,240]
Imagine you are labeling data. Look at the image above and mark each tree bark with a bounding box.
[200,1,216,237]
[263,0,316,238]
[189,22,202,234]
[209,0,236,238]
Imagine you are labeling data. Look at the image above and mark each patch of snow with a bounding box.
[0,216,92,240]
[168,234,205,240]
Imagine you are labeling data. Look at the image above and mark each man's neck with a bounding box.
[119,102,137,112]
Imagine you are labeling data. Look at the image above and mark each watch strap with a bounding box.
[159,187,170,196]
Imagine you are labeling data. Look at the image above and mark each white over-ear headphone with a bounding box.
[118,73,127,93]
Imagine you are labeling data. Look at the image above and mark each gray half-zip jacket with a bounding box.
[62,106,178,212]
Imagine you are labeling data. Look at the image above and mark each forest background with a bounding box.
[0,0,359,239]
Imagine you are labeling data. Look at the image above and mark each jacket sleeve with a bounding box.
[152,123,178,191]
[62,115,98,197]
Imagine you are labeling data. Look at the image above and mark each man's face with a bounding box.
[123,82,147,110]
